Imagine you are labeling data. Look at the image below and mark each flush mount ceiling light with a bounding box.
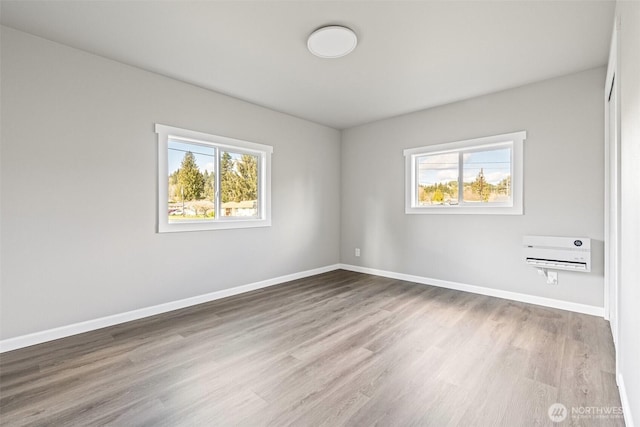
[307,25,358,59]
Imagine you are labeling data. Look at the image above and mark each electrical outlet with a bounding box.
[355,248,361,257]
[547,271,558,285]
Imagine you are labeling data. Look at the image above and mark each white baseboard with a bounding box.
[339,264,604,317]
[0,264,341,353]
[618,373,635,427]
[1,263,605,353]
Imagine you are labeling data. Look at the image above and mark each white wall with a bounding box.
[341,67,606,308]
[616,1,640,424]
[0,27,341,340]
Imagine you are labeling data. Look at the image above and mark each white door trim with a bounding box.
[604,15,620,379]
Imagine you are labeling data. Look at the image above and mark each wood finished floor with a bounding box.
[0,270,624,426]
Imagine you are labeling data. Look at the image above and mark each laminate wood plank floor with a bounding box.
[0,270,624,426]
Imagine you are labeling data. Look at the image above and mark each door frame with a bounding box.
[604,16,620,377]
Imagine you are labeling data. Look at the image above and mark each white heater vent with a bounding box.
[523,236,591,272]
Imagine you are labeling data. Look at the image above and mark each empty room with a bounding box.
[1,1,639,426]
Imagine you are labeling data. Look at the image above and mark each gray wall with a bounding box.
[0,27,341,340]
[341,67,606,307]
[0,26,612,342]
[617,1,640,423]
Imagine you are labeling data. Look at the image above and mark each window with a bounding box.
[404,131,526,214]
[156,124,273,232]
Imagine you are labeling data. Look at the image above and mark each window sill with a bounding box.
[405,206,523,215]
[159,218,272,233]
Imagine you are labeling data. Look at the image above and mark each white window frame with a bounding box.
[156,124,273,233]
[404,131,526,215]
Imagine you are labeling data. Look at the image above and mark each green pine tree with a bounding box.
[236,154,258,201]
[220,152,238,203]
[177,152,205,201]
[471,168,491,202]
[203,170,215,201]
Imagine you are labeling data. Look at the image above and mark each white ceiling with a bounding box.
[0,1,615,129]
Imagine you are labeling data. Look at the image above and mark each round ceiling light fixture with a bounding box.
[307,25,358,59]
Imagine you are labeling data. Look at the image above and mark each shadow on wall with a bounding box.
[591,239,604,277]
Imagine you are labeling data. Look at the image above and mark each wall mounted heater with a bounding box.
[523,236,591,272]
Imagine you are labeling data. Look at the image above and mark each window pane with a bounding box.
[416,152,459,206]
[168,139,216,221]
[462,147,511,204]
[220,151,259,217]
